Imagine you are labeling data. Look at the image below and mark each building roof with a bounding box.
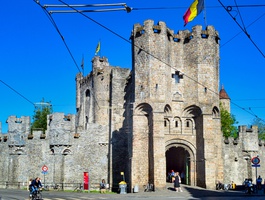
[219,85,230,99]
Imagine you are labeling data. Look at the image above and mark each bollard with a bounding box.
[119,181,127,194]
[133,184,139,193]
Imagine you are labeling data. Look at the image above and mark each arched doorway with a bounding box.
[165,140,196,186]
[166,147,190,184]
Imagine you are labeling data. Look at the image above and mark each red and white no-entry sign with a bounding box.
[42,165,48,172]
[251,157,260,165]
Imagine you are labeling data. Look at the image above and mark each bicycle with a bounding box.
[43,185,49,191]
[52,184,60,191]
[143,183,154,192]
[29,187,42,200]
[74,183,83,192]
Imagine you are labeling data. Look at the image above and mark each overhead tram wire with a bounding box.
[42,0,265,123]
[34,0,82,73]
[132,4,265,11]
[58,0,265,123]
[0,80,35,106]
[221,11,265,48]
[218,0,265,58]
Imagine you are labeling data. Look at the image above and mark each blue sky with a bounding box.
[0,0,265,133]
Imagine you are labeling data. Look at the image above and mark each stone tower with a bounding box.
[0,20,225,192]
[129,20,223,189]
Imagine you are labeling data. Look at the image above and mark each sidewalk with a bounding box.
[127,183,265,199]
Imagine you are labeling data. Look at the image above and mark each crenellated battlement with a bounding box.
[92,56,109,72]
[7,115,31,133]
[0,113,76,144]
[132,20,219,45]
[223,125,265,185]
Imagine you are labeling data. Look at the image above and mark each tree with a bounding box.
[252,118,265,140]
[220,104,238,138]
[31,99,52,132]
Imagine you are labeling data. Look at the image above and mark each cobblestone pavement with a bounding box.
[0,184,265,200]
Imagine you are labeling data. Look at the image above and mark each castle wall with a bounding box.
[1,19,263,193]
[223,126,265,186]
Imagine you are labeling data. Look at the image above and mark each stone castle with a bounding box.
[0,20,264,191]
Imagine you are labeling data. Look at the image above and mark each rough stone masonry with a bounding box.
[0,20,264,192]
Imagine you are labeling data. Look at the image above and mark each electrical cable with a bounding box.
[36,0,265,124]
[58,0,265,124]
[34,0,82,73]
[0,80,35,106]
[221,11,265,48]
[234,0,247,33]
[132,4,265,11]
[218,0,265,58]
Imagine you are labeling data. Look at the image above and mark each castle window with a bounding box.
[186,121,190,127]
[172,71,183,84]
[175,121,178,127]
[153,25,161,34]
[164,120,167,127]
[85,89,90,97]
[201,34,208,39]
[173,37,180,42]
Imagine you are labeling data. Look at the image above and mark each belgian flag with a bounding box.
[183,0,204,26]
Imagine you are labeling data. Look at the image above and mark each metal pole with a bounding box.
[256,166,258,192]
[44,3,127,8]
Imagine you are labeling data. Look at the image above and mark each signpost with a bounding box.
[42,165,48,188]
[251,156,260,190]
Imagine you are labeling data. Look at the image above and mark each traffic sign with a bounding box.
[252,164,260,167]
[42,165,48,172]
[42,171,48,174]
[251,157,260,165]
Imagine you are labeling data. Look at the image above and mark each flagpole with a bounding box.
[81,54,84,75]
[203,0,207,27]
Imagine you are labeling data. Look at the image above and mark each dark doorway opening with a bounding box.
[166,146,190,185]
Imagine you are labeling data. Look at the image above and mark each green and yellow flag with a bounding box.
[95,41,100,55]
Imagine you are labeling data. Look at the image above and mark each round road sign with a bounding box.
[251,157,260,165]
[42,165,48,172]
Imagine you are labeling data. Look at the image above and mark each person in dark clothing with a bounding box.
[173,172,183,192]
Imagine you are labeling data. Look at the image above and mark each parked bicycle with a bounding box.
[43,185,49,191]
[74,183,83,192]
[52,184,60,191]
[143,183,154,192]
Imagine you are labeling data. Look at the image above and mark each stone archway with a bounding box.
[166,147,190,184]
[165,140,196,186]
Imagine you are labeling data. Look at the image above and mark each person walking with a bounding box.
[173,172,183,192]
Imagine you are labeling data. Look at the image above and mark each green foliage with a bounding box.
[220,104,238,138]
[31,99,52,132]
[252,118,265,140]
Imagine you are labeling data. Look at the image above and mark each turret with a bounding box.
[92,56,112,125]
[131,20,173,104]
[219,85,230,113]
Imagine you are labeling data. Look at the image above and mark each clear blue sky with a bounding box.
[1,0,265,133]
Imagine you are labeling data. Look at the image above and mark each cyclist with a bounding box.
[29,177,42,197]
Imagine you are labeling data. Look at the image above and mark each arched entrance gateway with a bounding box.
[165,140,196,186]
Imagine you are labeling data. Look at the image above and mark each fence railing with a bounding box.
[0,182,100,191]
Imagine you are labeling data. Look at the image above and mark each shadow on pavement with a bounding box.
[179,184,265,198]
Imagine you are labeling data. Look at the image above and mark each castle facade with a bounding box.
[0,20,264,191]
